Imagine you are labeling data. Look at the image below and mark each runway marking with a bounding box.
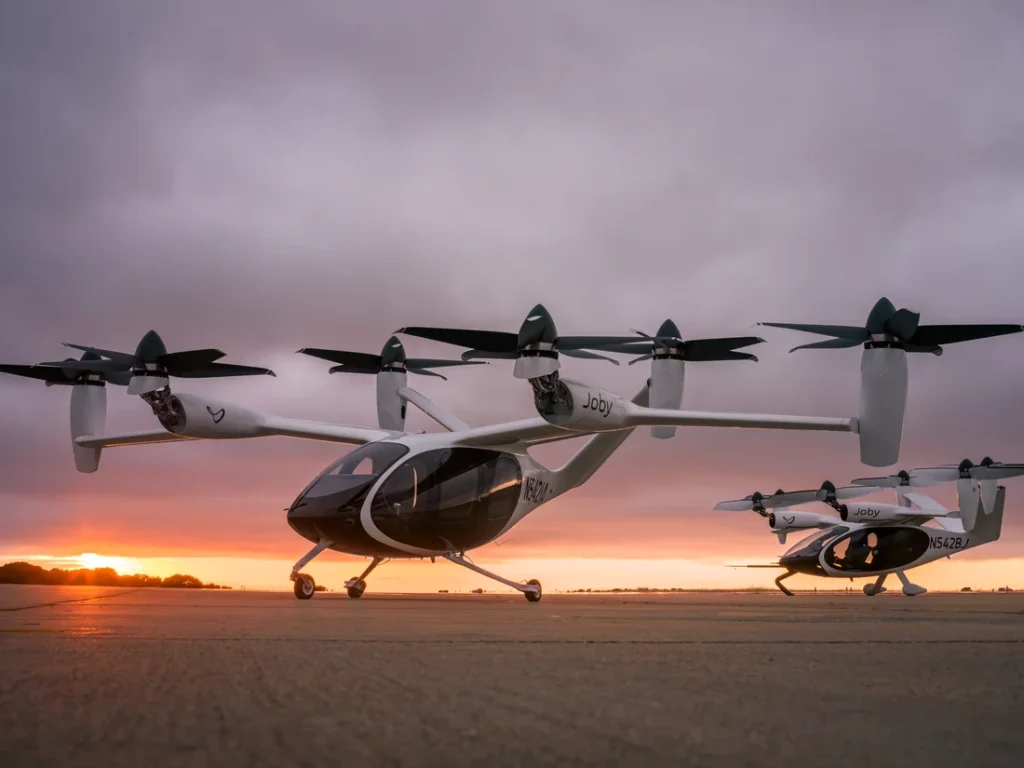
[0,589,138,613]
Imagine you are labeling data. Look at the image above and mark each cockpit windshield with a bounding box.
[302,442,409,500]
[783,526,848,559]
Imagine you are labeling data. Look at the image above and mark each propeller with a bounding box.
[48,330,275,395]
[299,335,485,381]
[715,481,880,515]
[850,469,933,489]
[0,350,130,387]
[760,296,1023,354]
[595,319,763,365]
[902,458,1024,515]
[396,304,656,379]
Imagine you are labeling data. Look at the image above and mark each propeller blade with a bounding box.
[883,308,920,340]
[408,368,448,380]
[172,362,275,378]
[556,336,670,351]
[761,490,820,508]
[581,342,654,355]
[973,463,1024,481]
[559,349,620,364]
[407,358,488,370]
[789,337,863,352]
[38,358,126,373]
[0,363,77,384]
[299,348,383,369]
[834,485,883,500]
[461,350,518,361]
[701,350,759,362]
[397,327,519,353]
[158,348,226,373]
[909,324,1024,346]
[627,353,656,366]
[909,466,961,485]
[629,328,653,338]
[904,344,943,355]
[683,336,764,361]
[327,363,383,375]
[714,499,757,512]
[62,343,136,364]
[758,323,870,341]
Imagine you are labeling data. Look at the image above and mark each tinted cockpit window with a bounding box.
[302,442,409,500]
[824,527,930,572]
[370,448,523,550]
[783,526,848,559]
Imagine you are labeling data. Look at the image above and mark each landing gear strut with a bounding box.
[774,569,795,596]
[290,538,332,600]
[864,574,888,596]
[442,552,542,602]
[345,557,386,599]
[896,569,927,596]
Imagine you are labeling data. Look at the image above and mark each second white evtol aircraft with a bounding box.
[716,458,1024,596]
[1,300,1020,600]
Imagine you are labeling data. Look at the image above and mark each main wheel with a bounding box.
[346,579,367,599]
[293,573,316,600]
[524,579,542,603]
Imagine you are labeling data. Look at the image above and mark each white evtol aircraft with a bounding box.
[0,300,1020,600]
[716,458,1024,596]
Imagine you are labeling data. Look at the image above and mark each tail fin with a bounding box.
[969,485,1005,545]
[71,383,107,472]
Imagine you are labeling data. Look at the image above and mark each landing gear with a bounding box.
[293,573,316,599]
[774,570,795,596]
[290,538,332,600]
[347,580,367,599]
[896,569,927,597]
[442,552,542,603]
[524,579,542,602]
[864,574,888,596]
[344,557,385,599]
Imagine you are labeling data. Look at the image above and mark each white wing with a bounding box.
[76,418,390,449]
[624,405,856,433]
[75,431,200,449]
[452,417,578,448]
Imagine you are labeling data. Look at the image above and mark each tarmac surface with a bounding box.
[2,586,1023,767]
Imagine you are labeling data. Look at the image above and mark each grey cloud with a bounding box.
[2,1,1024,554]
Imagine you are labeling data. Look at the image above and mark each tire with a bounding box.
[346,579,366,599]
[524,579,542,603]
[293,574,315,600]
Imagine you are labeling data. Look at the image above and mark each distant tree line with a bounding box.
[0,561,230,589]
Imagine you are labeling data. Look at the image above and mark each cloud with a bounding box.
[2,1,1024,565]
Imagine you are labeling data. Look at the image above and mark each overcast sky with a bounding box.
[2,2,1024,567]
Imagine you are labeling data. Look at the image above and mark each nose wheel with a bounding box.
[524,579,542,603]
[346,579,367,599]
[293,573,316,600]
[343,557,385,599]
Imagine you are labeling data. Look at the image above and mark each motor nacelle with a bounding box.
[859,346,907,467]
[151,391,266,438]
[649,357,684,439]
[839,501,906,523]
[534,378,630,432]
